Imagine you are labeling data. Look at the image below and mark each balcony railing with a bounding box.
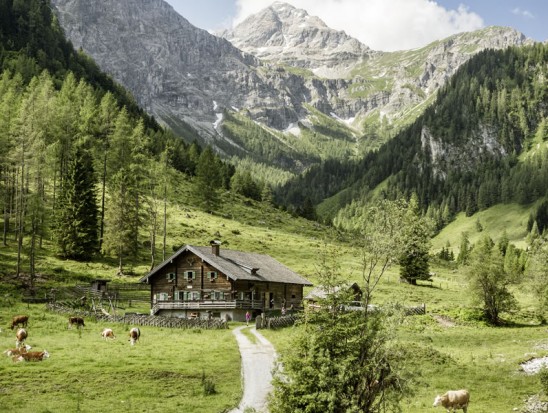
[151,299,265,314]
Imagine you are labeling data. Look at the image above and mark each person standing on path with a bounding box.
[245,311,251,326]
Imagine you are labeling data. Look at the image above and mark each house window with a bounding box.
[174,291,186,300]
[212,291,225,300]
[184,271,196,281]
[166,272,176,281]
[207,271,218,280]
[155,293,168,301]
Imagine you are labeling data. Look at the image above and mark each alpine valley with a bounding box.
[2,1,548,412]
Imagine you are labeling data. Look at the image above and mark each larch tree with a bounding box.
[102,110,145,274]
[0,71,23,246]
[95,92,118,250]
[358,199,407,304]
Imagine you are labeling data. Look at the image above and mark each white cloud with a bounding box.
[234,0,484,51]
[512,8,534,19]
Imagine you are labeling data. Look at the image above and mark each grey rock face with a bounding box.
[51,0,533,163]
[220,1,372,77]
[51,0,376,150]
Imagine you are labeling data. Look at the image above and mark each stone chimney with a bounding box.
[210,240,221,256]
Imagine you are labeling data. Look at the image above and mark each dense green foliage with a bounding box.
[465,235,519,324]
[54,146,99,260]
[398,196,431,285]
[277,44,548,227]
[0,0,238,277]
[270,246,407,413]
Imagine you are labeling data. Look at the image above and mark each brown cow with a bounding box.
[68,317,85,329]
[10,315,28,330]
[15,350,49,362]
[15,328,27,348]
[4,345,31,357]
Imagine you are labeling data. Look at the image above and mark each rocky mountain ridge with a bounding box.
[220,1,373,78]
[51,0,534,171]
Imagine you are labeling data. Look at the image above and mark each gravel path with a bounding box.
[229,326,277,413]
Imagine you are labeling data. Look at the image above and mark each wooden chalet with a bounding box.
[139,241,312,321]
[305,282,363,309]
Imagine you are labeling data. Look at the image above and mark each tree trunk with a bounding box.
[99,147,107,251]
[163,183,167,261]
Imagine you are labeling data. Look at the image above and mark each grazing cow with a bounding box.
[15,328,27,348]
[10,315,29,330]
[433,389,470,413]
[68,317,85,329]
[101,328,115,340]
[4,344,31,357]
[128,327,140,346]
[15,350,49,362]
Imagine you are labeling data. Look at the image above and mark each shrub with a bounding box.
[539,367,548,395]
[201,370,217,396]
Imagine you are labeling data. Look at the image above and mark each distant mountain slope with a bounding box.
[51,0,533,178]
[278,45,548,228]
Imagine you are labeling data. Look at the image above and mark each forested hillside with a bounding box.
[0,0,242,285]
[277,44,548,234]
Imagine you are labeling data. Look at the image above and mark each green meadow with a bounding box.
[0,302,241,413]
[1,188,547,412]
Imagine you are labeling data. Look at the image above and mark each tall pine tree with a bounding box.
[54,146,99,260]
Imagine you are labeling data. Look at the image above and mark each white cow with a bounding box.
[433,389,470,412]
[101,328,115,340]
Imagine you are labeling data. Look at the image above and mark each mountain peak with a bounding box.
[221,2,372,76]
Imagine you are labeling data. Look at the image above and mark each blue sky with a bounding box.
[165,0,547,51]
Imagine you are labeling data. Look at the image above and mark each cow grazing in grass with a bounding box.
[128,327,140,346]
[433,389,470,412]
[10,315,28,330]
[68,317,85,329]
[15,350,49,362]
[15,328,27,348]
[101,328,115,340]
[4,345,31,357]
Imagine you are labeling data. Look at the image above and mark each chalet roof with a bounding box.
[304,282,362,300]
[139,245,312,286]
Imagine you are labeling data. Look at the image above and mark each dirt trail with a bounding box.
[228,326,277,413]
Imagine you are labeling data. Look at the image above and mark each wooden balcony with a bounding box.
[151,299,265,315]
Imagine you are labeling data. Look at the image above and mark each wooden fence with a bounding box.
[46,303,228,330]
[256,313,299,330]
[255,304,426,330]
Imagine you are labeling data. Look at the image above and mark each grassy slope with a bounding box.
[1,174,546,412]
[0,302,241,413]
[432,203,533,254]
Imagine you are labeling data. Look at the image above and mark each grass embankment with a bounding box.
[0,302,241,413]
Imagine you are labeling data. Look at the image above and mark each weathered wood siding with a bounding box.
[151,251,233,300]
[232,280,304,309]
